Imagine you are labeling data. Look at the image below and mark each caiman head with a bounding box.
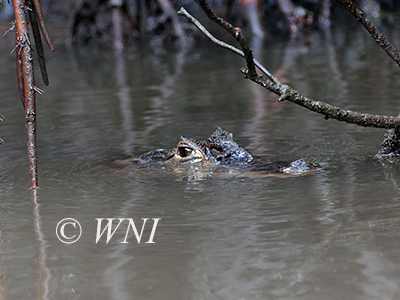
[119,128,317,175]
[136,128,253,165]
[167,128,254,164]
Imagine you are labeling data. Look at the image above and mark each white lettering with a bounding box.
[122,218,148,244]
[145,218,161,243]
[95,218,125,243]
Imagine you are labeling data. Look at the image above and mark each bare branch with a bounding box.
[194,0,258,80]
[245,70,400,128]
[177,7,275,82]
[178,4,400,129]
[340,0,400,68]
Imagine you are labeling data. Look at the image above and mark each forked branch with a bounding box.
[178,1,400,129]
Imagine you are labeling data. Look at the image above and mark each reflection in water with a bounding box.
[114,48,187,155]
[101,200,138,300]
[115,52,135,156]
[380,159,400,195]
[357,251,398,299]
[32,189,50,300]
[323,29,348,105]
[2,26,400,299]
[243,36,271,155]
[0,214,6,300]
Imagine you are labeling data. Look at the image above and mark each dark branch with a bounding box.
[248,70,400,128]
[27,0,49,85]
[194,0,258,80]
[177,8,275,81]
[178,4,400,129]
[32,0,55,51]
[14,0,38,188]
[340,0,400,68]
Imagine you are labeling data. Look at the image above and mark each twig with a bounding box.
[194,0,258,80]
[177,8,275,82]
[178,3,400,129]
[3,21,16,37]
[340,0,400,68]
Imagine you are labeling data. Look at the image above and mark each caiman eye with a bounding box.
[178,147,192,158]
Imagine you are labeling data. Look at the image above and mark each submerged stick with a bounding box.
[178,3,400,129]
[13,0,38,188]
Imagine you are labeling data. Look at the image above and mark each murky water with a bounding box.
[2,25,400,299]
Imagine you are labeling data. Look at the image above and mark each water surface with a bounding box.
[1,26,400,299]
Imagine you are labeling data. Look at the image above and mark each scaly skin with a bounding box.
[132,128,317,175]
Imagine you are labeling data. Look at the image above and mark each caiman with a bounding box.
[111,127,318,176]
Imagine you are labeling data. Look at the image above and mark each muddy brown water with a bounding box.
[2,26,400,299]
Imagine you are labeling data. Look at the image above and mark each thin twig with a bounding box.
[194,0,258,80]
[340,0,400,68]
[3,21,16,37]
[179,4,400,129]
[177,8,275,82]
